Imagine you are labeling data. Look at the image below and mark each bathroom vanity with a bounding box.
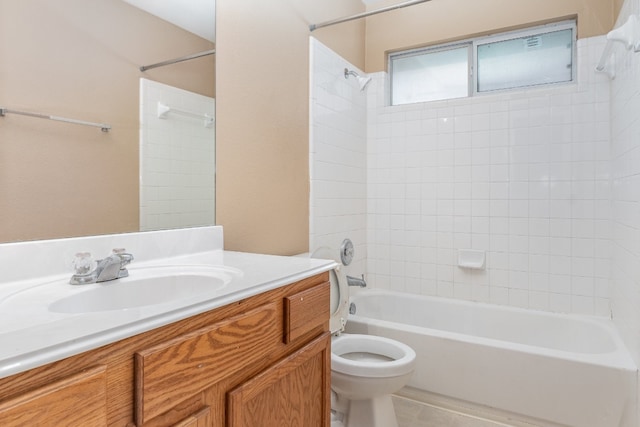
[0,227,334,426]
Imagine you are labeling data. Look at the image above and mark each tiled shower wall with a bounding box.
[140,78,216,232]
[310,36,613,316]
[309,39,367,275]
[611,0,640,366]
[365,37,612,316]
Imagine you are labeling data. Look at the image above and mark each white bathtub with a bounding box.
[345,289,637,427]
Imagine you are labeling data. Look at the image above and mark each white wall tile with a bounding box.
[310,39,368,277]
[363,36,611,316]
[139,79,215,232]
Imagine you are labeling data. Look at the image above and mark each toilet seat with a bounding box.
[310,247,349,334]
[332,334,416,378]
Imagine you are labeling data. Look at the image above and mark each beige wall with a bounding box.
[0,0,214,243]
[365,0,616,71]
[216,0,364,255]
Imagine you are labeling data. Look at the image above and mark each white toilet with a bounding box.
[312,248,416,427]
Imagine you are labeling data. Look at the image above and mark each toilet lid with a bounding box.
[311,247,349,334]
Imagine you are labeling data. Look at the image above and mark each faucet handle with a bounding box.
[73,252,95,275]
[112,248,134,265]
[112,248,133,279]
[70,252,97,285]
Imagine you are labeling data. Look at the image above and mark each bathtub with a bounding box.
[345,289,637,427]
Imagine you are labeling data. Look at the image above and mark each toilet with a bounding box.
[311,247,416,427]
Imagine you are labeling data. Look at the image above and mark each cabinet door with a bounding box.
[0,365,107,427]
[227,332,331,427]
[136,302,281,425]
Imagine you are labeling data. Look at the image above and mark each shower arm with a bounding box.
[345,69,358,79]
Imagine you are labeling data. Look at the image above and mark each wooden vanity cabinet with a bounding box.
[0,272,331,427]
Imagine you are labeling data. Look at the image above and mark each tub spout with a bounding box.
[347,274,367,287]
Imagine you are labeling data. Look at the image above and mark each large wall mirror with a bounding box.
[0,0,216,243]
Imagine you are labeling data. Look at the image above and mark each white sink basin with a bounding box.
[1,265,242,314]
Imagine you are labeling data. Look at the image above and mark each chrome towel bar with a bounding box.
[0,107,111,132]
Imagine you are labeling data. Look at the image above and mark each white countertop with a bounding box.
[0,227,336,379]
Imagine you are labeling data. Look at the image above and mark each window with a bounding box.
[476,27,574,92]
[391,45,470,105]
[389,20,575,106]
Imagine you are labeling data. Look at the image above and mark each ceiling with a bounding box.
[122,0,215,43]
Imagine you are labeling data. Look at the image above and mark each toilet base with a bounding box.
[343,395,399,427]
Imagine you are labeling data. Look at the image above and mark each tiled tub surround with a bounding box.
[310,38,368,274]
[365,36,612,316]
[0,226,335,378]
[346,289,637,427]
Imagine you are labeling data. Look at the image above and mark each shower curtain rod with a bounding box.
[140,49,215,72]
[310,0,433,31]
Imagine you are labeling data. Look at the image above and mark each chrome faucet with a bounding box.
[346,274,367,288]
[70,248,134,285]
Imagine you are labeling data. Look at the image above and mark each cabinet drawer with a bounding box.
[284,281,330,343]
[0,365,107,427]
[135,302,281,425]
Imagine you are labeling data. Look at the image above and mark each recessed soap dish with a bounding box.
[457,249,486,270]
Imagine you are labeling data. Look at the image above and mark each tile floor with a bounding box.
[393,395,515,427]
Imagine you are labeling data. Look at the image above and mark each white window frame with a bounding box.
[388,19,577,105]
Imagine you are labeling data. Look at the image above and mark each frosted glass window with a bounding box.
[391,46,469,105]
[477,29,573,92]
